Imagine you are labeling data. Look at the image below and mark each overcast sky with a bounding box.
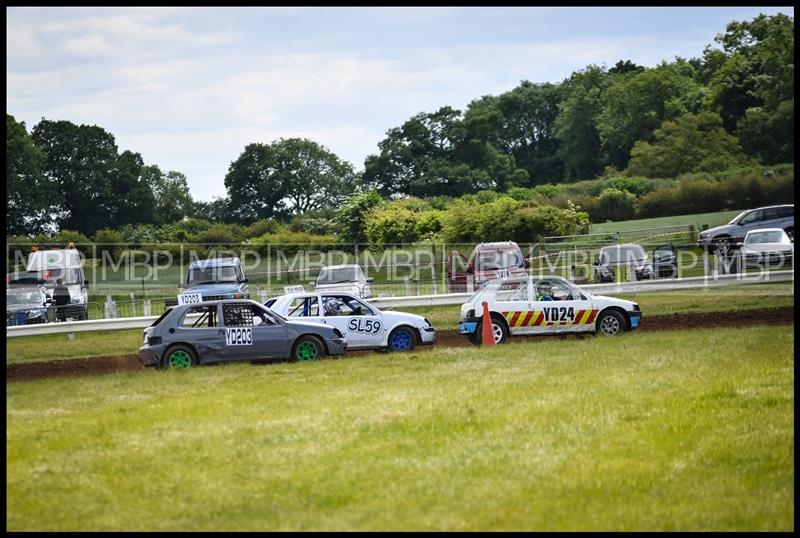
[6,6,794,202]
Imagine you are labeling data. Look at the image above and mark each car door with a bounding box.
[320,293,384,348]
[173,304,226,362]
[494,278,535,336]
[530,278,594,334]
[220,302,288,361]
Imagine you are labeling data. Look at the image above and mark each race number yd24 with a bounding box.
[348,318,382,334]
[226,327,253,345]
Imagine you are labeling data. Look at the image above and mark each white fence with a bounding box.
[7,270,793,338]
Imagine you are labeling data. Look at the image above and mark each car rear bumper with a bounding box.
[138,346,161,367]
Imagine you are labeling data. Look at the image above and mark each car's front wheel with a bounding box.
[388,326,416,352]
[162,344,197,369]
[477,314,509,345]
[595,310,626,336]
[292,335,324,362]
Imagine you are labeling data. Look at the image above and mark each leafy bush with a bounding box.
[594,188,638,222]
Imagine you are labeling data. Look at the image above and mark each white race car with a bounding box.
[458,275,642,344]
[266,291,437,352]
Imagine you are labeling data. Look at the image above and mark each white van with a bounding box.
[26,246,90,320]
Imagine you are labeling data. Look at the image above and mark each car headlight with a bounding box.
[424,318,432,327]
[465,309,475,319]
[332,328,343,338]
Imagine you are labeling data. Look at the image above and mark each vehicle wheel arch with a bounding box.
[291,334,326,360]
[596,306,632,331]
[161,342,199,368]
[489,311,510,335]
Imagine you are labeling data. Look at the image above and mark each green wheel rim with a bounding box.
[296,341,319,361]
[168,350,192,368]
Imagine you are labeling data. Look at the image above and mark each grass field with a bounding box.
[6,325,794,531]
[590,209,743,234]
[6,282,794,364]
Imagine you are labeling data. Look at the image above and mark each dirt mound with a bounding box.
[7,306,793,383]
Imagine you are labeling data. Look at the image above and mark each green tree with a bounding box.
[627,112,751,178]
[30,119,154,236]
[705,13,794,133]
[142,165,194,224]
[225,138,356,223]
[555,65,609,181]
[598,61,702,170]
[7,114,59,236]
[335,190,385,244]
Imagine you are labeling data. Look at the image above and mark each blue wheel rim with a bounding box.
[391,330,412,351]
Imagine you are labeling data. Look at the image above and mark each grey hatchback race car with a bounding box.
[139,299,347,368]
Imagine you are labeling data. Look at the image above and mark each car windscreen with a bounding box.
[476,251,522,271]
[7,289,43,305]
[746,231,785,244]
[188,266,238,284]
[599,246,646,264]
[8,270,47,286]
[317,267,362,284]
[39,268,82,285]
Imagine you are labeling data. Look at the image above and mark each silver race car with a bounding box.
[139,299,347,368]
[267,291,436,352]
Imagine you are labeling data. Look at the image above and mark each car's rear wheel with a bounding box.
[292,335,324,361]
[712,236,733,256]
[388,326,416,352]
[162,345,197,369]
[595,310,626,336]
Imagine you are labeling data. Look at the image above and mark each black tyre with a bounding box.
[388,326,417,352]
[467,331,479,345]
[292,335,324,362]
[477,314,509,345]
[162,344,197,369]
[595,310,626,336]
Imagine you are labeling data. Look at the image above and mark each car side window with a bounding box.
[223,303,277,327]
[323,295,373,316]
[739,210,761,225]
[181,305,218,328]
[287,297,319,317]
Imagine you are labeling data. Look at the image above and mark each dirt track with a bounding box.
[7,306,794,383]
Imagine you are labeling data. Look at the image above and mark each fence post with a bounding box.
[129,292,136,317]
[403,275,411,296]
[104,294,117,319]
[143,300,152,317]
[466,274,475,293]
[259,290,268,304]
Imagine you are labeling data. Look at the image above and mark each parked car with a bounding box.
[6,285,50,326]
[447,241,528,292]
[593,243,677,283]
[458,275,642,344]
[697,204,794,253]
[310,264,373,299]
[267,291,436,352]
[139,299,347,368]
[169,257,250,306]
[739,228,794,268]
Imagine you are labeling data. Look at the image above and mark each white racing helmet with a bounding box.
[324,298,342,315]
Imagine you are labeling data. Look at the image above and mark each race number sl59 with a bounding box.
[177,293,203,305]
[225,327,253,345]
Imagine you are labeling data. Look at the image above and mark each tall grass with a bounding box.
[6,325,794,531]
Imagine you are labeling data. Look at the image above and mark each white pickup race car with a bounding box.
[266,291,437,352]
[458,275,642,344]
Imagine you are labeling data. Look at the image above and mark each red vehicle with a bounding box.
[447,241,529,292]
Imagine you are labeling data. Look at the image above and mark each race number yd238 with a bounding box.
[348,318,382,334]
[226,327,253,345]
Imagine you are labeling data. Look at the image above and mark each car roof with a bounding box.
[475,241,520,249]
[744,228,786,234]
[189,257,240,269]
[319,264,362,270]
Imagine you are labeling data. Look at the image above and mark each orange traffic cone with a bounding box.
[481,301,495,347]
